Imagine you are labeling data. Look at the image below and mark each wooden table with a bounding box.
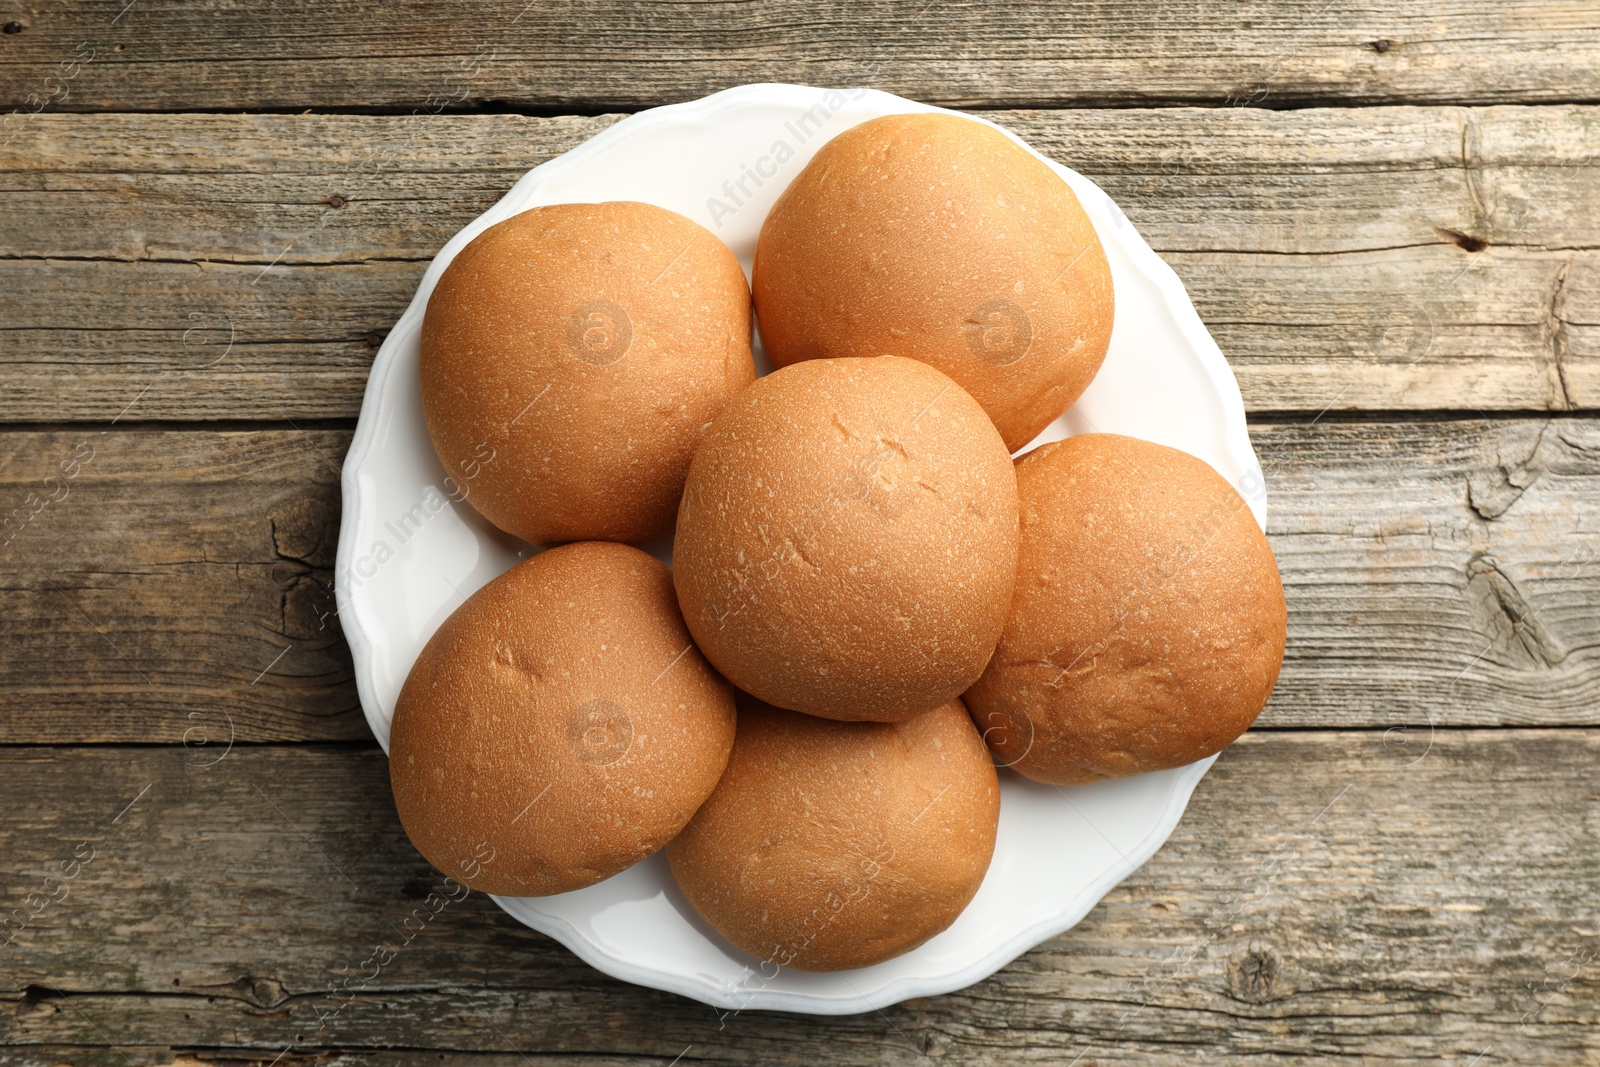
[3,3,1598,1064]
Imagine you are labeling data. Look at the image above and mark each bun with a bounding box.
[421,201,754,545]
[753,112,1113,452]
[965,434,1286,785]
[389,541,736,895]
[667,695,999,971]
[673,356,1019,721]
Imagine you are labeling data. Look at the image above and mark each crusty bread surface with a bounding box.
[421,201,754,545]
[673,355,1020,721]
[390,541,737,896]
[965,433,1287,785]
[667,694,1000,971]
[754,112,1113,452]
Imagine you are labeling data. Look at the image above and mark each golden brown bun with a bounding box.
[673,356,1019,722]
[389,541,736,896]
[753,112,1113,452]
[965,434,1286,785]
[667,695,999,971]
[421,201,755,546]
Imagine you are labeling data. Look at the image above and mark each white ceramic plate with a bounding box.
[336,83,1266,1015]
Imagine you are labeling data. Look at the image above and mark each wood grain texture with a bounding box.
[3,107,1599,421]
[2,732,1596,1064]
[1,417,1597,743]
[3,1,1600,112]
[0,429,362,743]
[0,4,1594,1063]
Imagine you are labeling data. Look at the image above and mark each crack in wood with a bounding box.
[1466,422,1550,521]
[1464,552,1567,669]
[1543,259,1576,411]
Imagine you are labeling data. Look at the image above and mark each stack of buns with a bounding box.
[389,112,1286,974]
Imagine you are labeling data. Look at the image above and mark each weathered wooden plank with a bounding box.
[0,1053,647,1067]
[1260,415,1600,728]
[3,107,1599,421]
[1,417,1598,742]
[3,1,1600,112]
[0,429,362,742]
[2,733,1596,1064]
[0,1053,654,1067]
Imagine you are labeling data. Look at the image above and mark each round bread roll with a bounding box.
[421,201,754,546]
[753,112,1114,452]
[389,541,736,896]
[965,434,1286,785]
[667,695,999,972]
[673,356,1019,722]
